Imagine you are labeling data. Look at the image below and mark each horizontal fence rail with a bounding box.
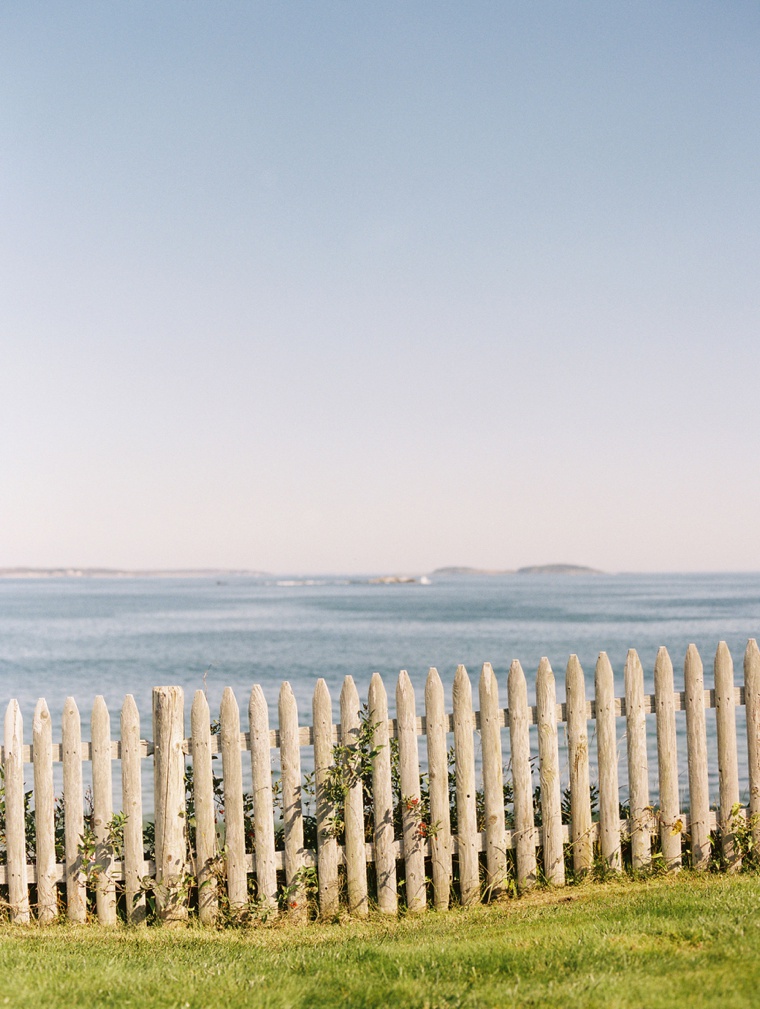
[0,638,758,924]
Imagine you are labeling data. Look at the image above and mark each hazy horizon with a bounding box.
[3,3,759,575]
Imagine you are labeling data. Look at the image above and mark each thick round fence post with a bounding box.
[122,694,146,924]
[595,653,621,871]
[746,639,760,853]
[425,666,452,910]
[341,676,369,917]
[190,690,217,924]
[152,686,188,923]
[714,641,740,867]
[508,660,536,891]
[624,650,651,869]
[397,670,426,912]
[313,678,339,917]
[453,665,479,905]
[536,658,564,886]
[33,698,57,922]
[4,700,29,923]
[220,687,247,910]
[653,648,682,870]
[368,673,397,914]
[565,655,593,875]
[279,682,307,922]
[62,696,86,922]
[92,696,117,923]
[684,645,710,869]
[480,663,506,897]
[249,685,277,911]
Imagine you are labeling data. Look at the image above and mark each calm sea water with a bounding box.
[1,572,758,807]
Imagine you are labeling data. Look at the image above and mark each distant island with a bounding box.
[431,564,601,576]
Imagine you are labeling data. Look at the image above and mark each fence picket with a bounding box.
[92,696,117,923]
[122,693,146,923]
[62,696,86,922]
[746,639,760,853]
[624,650,651,869]
[684,645,710,869]
[313,678,339,917]
[508,659,536,891]
[397,670,426,912]
[341,676,369,916]
[653,648,681,870]
[368,672,397,914]
[32,698,57,922]
[190,690,217,924]
[4,701,29,923]
[453,665,479,905]
[565,655,592,875]
[250,684,277,910]
[479,662,506,896]
[536,658,564,886]
[714,641,740,867]
[279,682,306,922]
[220,687,247,909]
[152,685,188,922]
[595,653,621,871]
[425,666,451,910]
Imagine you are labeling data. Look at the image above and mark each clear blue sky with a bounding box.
[2,2,759,573]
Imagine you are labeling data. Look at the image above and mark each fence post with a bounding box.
[453,665,479,905]
[368,673,397,914]
[565,655,592,875]
[122,694,147,923]
[715,642,740,867]
[190,690,217,924]
[313,679,339,917]
[684,645,710,869]
[152,685,188,922]
[508,659,536,891]
[340,676,369,917]
[62,696,86,922]
[536,658,564,886]
[425,666,452,910]
[595,653,621,871]
[220,687,247,910]
[279,682,306,922]
[397,670,426,912]
[746,639,760,853]
[92,696,117,923]
[624,650,651,869]
[653,647,681,870]
[33,698,57,922]
[4,700,29,923]
[479,662,506,897]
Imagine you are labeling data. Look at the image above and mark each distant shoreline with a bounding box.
[0,563,602,580]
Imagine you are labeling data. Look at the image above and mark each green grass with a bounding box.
[1,874,759,1008]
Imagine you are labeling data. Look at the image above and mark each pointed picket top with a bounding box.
[221,685,240,728]
[508,657,527,696]
[4,699,22,758]
[565,653,584,695]
[279,680,297,720]
[396,668,415,707]
[368,671,387,711]
[536,655,555,693]
[313,677,332,722]
[341,675,361,734]
[479,661,498,704]
[747,637,760,670]
[654,646,673,691]
[191,688,209,724]
[453,663,473,716]
[426,665,443,694]
[685,642,703,682]
[122,691,139,721]
[624,648,644,688]
[249,683,270,739]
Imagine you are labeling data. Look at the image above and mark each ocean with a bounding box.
[1,571,758,807]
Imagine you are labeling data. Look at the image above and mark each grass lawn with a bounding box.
[1,873,759,1008]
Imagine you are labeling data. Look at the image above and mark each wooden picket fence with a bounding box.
[1,638,759,925]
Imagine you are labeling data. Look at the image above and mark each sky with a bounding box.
[2,2,759,574]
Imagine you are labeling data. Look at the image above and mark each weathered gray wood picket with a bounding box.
[1,638,758,925]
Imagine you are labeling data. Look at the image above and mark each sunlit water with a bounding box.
[1,572,758,812]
